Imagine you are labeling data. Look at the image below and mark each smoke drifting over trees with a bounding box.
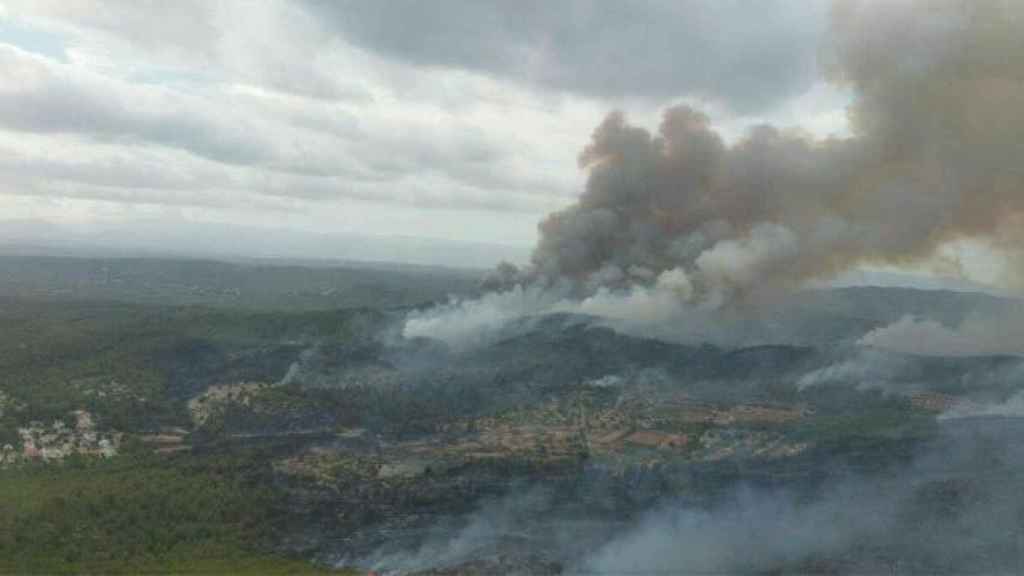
[530,0,1024,305]
[394,3,1024,573]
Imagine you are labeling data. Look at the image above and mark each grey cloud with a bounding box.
[301,0,827,114]
[0,139,558,215]
[263,173,559,214]
[0,149,229,193]
[0,45,563,211]
[0,46,275,166]
[0,3,589,216]
[358,128,575,203]
[0,1,836,223]
[8,0,372,103]
[1,178,259,211]
[10,0,222,62]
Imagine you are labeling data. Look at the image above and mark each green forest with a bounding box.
[0,451,344,574]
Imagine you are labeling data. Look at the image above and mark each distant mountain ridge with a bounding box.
[0,218,531,270]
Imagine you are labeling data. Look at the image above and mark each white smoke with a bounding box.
[939,391,1024,421]
[402,267,756,352]
[582,483,893,574]
[694,223,800,306]
[573,268,696,323]
[352,487,560,574]
[401,285,566,351]
[860,310,1024,357]
[796,349,913,391]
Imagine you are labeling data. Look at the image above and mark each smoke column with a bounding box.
[405,0,1024,348]
[529,0,1024,305]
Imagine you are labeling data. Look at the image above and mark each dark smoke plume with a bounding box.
[404,0,1024,349]
[531,0,1024,305]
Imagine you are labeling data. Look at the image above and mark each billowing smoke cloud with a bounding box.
[405,0,1024,350]
[388,5,1024,567]
[402,272,762,351]
[531,0,1024,304]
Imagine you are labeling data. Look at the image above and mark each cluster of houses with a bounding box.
[188,381,273,426]
[73,377,139,401]
[700,428,809,461]
[7,410,120,465]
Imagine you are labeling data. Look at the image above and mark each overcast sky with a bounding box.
[0,1,852,266]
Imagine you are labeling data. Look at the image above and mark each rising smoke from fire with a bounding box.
[528,0,1024,305]
[406,0,1024,347]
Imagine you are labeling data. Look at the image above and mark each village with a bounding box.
[1,410,120,466]
[272,389,819,495]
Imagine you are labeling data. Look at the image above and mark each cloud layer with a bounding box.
[0,0,843,253]
[303,0,827,113]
